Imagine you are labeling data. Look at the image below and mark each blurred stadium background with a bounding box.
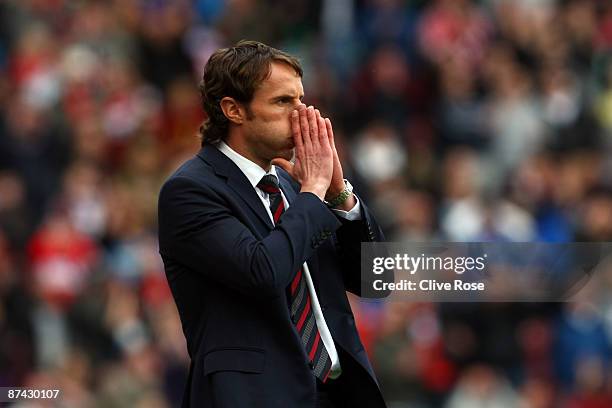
[0,0,612,407]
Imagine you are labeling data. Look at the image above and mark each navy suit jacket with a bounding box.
[158,144,388,407]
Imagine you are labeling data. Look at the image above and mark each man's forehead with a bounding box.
[261,62,303,92]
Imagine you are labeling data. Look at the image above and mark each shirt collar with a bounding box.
[217,141,278,188]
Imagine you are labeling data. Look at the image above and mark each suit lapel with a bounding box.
[197,144,274,230]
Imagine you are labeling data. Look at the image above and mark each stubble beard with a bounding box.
[245,132,293,169]
[243,111,294,165]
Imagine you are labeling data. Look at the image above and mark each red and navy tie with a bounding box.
[257,174,333,382]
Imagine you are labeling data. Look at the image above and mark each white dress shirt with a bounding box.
[218,141,361,379]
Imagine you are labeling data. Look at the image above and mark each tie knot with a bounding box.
[258,174,280,194]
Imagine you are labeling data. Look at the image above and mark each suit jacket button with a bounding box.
[308,362,314,369]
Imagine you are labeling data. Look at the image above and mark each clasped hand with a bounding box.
[272,105,345,202]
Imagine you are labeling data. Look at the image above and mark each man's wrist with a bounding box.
[325,183,345,201]
[325,179,353,208]
[332,194,357,212]
[300,185,327,201]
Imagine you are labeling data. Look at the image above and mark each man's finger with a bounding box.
[299,105,312,153]
[307,106,319,148]
[291,110,304,157]
[316,110,329,146]
[315,109,324,136]
[317,115,328,148]
[325,118,336,150]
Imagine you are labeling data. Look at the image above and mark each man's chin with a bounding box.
[277,147,294,161]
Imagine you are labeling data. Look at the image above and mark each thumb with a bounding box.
[271,158,294,176]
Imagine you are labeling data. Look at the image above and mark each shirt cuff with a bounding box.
[331,195,362,221]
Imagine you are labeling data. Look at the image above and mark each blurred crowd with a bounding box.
[0,0,611,407]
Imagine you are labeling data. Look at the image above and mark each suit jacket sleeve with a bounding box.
[334,194,391,297]
[158,176,342,298]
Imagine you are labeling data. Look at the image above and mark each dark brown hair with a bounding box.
[198,40,303,146]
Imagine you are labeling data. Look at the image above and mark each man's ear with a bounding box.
[220,97,246,125]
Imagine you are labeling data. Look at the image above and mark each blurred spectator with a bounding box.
[554,303,612,389]
[444,364,520,408]
[418,0,491,68]
[0,171,31,249]
[27,209,98,311]
[352,121,407,185]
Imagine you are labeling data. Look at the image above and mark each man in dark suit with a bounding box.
[158,40,388,407]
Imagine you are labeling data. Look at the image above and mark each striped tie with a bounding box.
[258,174,333,382]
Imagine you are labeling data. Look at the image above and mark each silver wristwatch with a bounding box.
[325,179,353,208]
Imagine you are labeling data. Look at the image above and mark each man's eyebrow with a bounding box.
[270,93,304,101]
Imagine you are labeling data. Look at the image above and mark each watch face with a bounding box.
[345,180,353,193]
